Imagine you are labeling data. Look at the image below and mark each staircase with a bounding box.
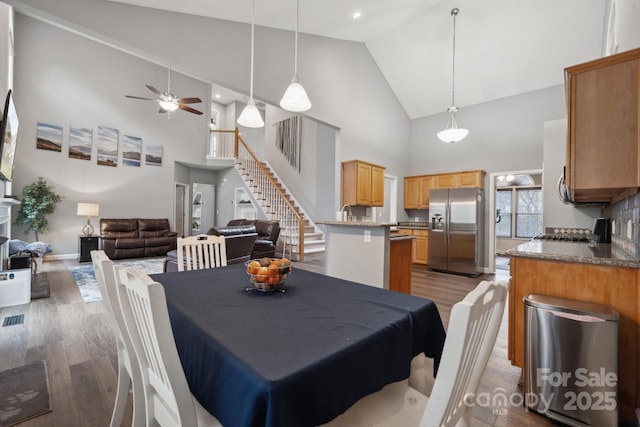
[233,135,325,261]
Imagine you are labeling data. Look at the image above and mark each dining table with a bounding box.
[152,263,446,427]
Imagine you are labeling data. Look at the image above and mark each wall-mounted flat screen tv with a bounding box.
[0,89,19,182]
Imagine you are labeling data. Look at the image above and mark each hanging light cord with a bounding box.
[450,8,459,108]
[249,0,256,98]
[294,0,299,77]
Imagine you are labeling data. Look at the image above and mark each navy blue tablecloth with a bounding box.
[152,264,445,427]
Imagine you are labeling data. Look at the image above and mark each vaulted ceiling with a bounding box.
[108,0,610,119]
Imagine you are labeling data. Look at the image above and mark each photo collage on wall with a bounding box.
[36,121,163,167]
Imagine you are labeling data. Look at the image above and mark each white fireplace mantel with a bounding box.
[0,197,20,225]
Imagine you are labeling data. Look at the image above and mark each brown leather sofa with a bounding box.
[226,219,280,258]
[163,224,258,272]
[100,218,178,260]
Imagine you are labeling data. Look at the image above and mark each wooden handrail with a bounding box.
[232,128,305,260]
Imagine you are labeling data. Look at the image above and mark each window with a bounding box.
[496,174,542,238]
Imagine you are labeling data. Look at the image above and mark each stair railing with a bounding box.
[210,128,305,260]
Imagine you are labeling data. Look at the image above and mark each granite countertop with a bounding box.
[506,240,640,269]
[317,220,396,227]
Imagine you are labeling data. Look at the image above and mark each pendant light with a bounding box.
[279,0,312,112]
[437,8,469,143]
[237,0,264,128]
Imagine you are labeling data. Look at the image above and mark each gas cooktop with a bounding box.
[533,227,593,243]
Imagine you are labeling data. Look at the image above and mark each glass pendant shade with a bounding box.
[437,107,468,143]
[237,98,264,128]
[280,77,311,112]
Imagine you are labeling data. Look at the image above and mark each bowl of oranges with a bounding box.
[245,257,293,291]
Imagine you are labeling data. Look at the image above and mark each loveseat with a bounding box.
[226,219,280,259]
[163,224,258,272]
[100,218,178,260]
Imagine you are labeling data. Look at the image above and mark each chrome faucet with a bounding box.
[340,204,353,221]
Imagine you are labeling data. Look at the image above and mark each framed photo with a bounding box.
[36,122,63,152]
[122,135,142,167]
[97,126,118,167]
[145,145,162,166]
[68,126,92,160]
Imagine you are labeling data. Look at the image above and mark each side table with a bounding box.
[78,235,100,262]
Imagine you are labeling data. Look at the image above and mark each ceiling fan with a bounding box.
[125,68,203,116]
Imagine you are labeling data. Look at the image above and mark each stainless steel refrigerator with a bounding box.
[428,187,484,276]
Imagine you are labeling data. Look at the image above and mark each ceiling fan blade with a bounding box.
[125,95,156,100]
[178,97,202,104]
[146,85,162,96]
[179,105,203,115]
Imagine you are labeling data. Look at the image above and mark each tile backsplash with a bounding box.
[603,191,640,258]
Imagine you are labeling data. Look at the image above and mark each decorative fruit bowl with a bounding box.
[245,257,293,291]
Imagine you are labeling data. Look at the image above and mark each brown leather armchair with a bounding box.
[226,219,280,258]
[163,225,258,272]
[100,218,177,260]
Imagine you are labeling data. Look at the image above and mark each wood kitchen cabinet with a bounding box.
[509,256,640,423]
[565,47,640,203]
[342,160,385,206]
[396,228,428,265]
[404,170,484,209]
[404,176,432,209]
[434,170,485,189]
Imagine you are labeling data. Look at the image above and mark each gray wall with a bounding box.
[542,119,601,229]
[11,0,411,187]
[264,106,337,223]
[12,14,209,255]
[8,0,412,258]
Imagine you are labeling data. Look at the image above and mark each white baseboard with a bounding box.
[43,253,78,261]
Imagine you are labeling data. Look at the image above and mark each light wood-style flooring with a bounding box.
[0,257,562,426]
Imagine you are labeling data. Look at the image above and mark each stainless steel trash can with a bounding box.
[524,294,619,427]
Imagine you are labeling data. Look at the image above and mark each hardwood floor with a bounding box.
[0,257,561,426]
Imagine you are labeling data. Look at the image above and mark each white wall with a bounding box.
[12,14,209,256]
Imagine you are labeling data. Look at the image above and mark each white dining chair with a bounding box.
[322,279,509,427]
[90,250,145,427]
[114,265,222,426]
[177,234,227,272]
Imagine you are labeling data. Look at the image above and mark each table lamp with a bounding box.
[77,202,100,236]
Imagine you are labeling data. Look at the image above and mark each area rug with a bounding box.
[0,360,51,427]
[68,258,166,303]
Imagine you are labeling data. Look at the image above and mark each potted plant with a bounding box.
[15,177,64,241]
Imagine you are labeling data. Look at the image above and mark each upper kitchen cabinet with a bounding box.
[405,170,485,209]
[434,170,485,189]
[342,160,385,206]
[565,47,640,203]
[404,176,433,209]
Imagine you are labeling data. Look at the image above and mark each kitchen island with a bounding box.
[506,240,639,424]
[317,221,411,292]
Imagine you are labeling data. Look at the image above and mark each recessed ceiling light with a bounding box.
[215,93,221,99]
[352,11,362,20]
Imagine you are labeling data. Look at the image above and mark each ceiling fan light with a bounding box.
[280,77,312,112]
[159,100,179,111]
[237,98,264,128]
